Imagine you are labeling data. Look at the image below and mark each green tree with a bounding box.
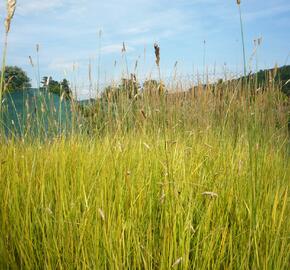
[60,79,71,95]
[1,66,31,91]
[42,76,72,98]
[48,78,61,94]
[41,76,49,88]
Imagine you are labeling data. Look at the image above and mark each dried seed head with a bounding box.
[202,191,218,198]
[98,208,105,221]
[134,60,138,71]
[140,109,147,120]
[45,207,53,215]
[36,44,39,52]
[172,257,183,268]
[154,43,160,66]
[29,56,34,67]
[237,0,241,5]
[5,0,17,33]
[122,42,126,53]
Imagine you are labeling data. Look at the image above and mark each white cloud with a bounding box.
[243,4,290,22]
[48,59,75,71]
[17,0,65,15]
[101,44,134,54]
[121,27,150,35]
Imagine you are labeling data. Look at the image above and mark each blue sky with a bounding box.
[0,0,290,98]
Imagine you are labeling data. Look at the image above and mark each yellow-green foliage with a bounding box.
[0,82,289,269]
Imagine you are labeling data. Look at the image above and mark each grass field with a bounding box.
[0,1,289,268]
[0,79,289,269]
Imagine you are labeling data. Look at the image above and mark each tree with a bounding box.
[47,78,60,94]
[41,76,49,87]
[41,76,72,98]
[60,79,70,95]
[1,66,31,91]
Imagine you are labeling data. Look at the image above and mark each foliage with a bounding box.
[240,65,290,96]
[188,65,290,97]
[41,76,72,98]
[0,66,31,91]
[258,65,290,95]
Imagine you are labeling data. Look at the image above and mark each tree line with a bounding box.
[0,66,72,98]
[1,65,290,98]
[41,76,72,98]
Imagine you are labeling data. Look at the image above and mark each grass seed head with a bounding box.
[122,42,126,53]
[202,191,218,198]
[98,208,105,221]
[140,110,147,120]
[5,0,17,33]
[154,43,160,66]
[172,257,183,268]
[29,56,34,67]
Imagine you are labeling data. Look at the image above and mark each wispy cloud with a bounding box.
[17,0,65,15]
[101,44,134,54]
[120,27,150,35]
[48,59,75,71]
[243,4,290,22]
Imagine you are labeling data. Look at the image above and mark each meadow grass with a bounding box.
[0,78,289,269]
[0,1,289,267]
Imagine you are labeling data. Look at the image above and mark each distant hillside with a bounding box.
[243,65,290,96]
[187,65,290,97]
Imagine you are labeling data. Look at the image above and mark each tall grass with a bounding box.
[0,76,289,269]
[0,0,289,268]
[0,0,16,115]
[237,0,247,76]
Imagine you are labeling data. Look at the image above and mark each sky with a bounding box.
[0,0,290,98]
